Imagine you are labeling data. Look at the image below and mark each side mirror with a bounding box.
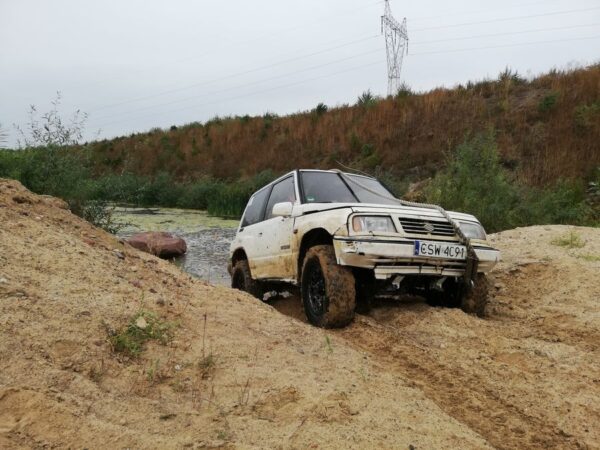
[272,202,293,218]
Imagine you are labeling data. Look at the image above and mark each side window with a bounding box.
[265,177,296,219]
[241,187,270,227]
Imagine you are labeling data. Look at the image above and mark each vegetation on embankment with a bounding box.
[86,65,600,186]
[0,65,598,230]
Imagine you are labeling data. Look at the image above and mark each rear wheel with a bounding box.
[301,245,356,328]
[231,260,264,300]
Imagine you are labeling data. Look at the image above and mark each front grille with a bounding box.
[398,217,456,237]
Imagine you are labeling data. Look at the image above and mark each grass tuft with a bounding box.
[109,310,175,357]
[551,230,586,249]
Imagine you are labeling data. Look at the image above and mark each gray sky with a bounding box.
[1,0,599,146]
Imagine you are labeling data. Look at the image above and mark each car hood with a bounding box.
[298,202,479,223]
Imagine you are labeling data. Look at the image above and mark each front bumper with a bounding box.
[333,237,500,280]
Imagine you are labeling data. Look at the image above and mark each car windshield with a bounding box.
[300,171,399,205]
[344,174,399,205]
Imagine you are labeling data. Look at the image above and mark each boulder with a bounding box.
[126,232,187,258]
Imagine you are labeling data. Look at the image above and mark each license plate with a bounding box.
[414,240,466,260]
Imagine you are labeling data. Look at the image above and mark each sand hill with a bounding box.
[1,178,599,449]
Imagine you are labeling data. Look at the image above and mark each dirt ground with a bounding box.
[1,178,599,449]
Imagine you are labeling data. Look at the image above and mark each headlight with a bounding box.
[459,221,486,239]
[352,216,396,233]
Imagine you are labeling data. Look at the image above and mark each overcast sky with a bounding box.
[1,0,599,146]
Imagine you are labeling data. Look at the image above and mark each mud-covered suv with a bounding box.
[228,169,500,328]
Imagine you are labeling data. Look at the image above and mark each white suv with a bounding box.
[228,169,500,328]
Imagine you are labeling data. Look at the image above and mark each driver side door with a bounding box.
[254,175,297,281]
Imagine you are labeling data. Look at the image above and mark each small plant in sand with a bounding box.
[198,353,217,379]
[198,312,217,379]
[109,310,175,357]
[325,335,334,354]
[550,230,585,249]
[576,253,600,262]
[88,357,106,382]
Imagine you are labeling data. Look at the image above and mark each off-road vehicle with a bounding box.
[228,169,500,328]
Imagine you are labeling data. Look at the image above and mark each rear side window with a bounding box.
[241,187,270,227]
[265,177,296,219]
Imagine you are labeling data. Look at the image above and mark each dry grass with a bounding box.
[89,64,600,187]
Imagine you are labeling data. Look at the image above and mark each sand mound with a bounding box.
[1,179,599,449]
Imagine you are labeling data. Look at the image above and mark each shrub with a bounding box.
[313,103,328,116]
[426,131,522,231]
[395,82,413,99]
[498,67,526,86]
[356,90,379,108]
[425,132,592,232]
[538,92,558,113]
[574,102,600,130]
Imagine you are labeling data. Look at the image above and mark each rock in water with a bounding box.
[126,232,187,258]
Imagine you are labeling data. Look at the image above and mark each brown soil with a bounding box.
[1,179,599,449]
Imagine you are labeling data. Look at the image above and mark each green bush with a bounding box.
[356,90,379,108]
[574,102,600,130]
[313,103,328,116]
[538,92,558,113]
[425,132,592,232]
[426,132,521,231]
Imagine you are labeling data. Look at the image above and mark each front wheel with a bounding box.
[301,245,356,328]
[461,273,490,317]
[231,260,264,300]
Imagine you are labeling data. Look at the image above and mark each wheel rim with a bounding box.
[307,263,326,314]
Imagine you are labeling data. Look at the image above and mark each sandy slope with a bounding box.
[0,179,599,449]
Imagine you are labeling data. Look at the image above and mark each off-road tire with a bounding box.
[231,260,264,300]
[461,273,490,317]
[301,245,356,328]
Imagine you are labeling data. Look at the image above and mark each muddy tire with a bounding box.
[231,260,263,300]
[301,245,356,328]
[461,273,490,317]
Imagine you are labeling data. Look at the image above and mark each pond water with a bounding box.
[113,206,239,286]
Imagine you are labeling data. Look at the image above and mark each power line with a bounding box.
[409,0,567,23]
[92,33,600,132]
[93,59,387,130]
[87,34,380,113]
[411,22,600,46]
[411,6,600,32]
[86,5,599,114]
[410,34,600,56]
[91,24,598,122]
[90,45,384,122]
[72,1,384,92]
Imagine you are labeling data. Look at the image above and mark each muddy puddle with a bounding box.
[113,206,239,286]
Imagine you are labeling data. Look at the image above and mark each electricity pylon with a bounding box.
[381,0,408,96]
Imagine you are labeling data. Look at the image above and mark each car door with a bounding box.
[254,175,297,280]
[235,186,272,276]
